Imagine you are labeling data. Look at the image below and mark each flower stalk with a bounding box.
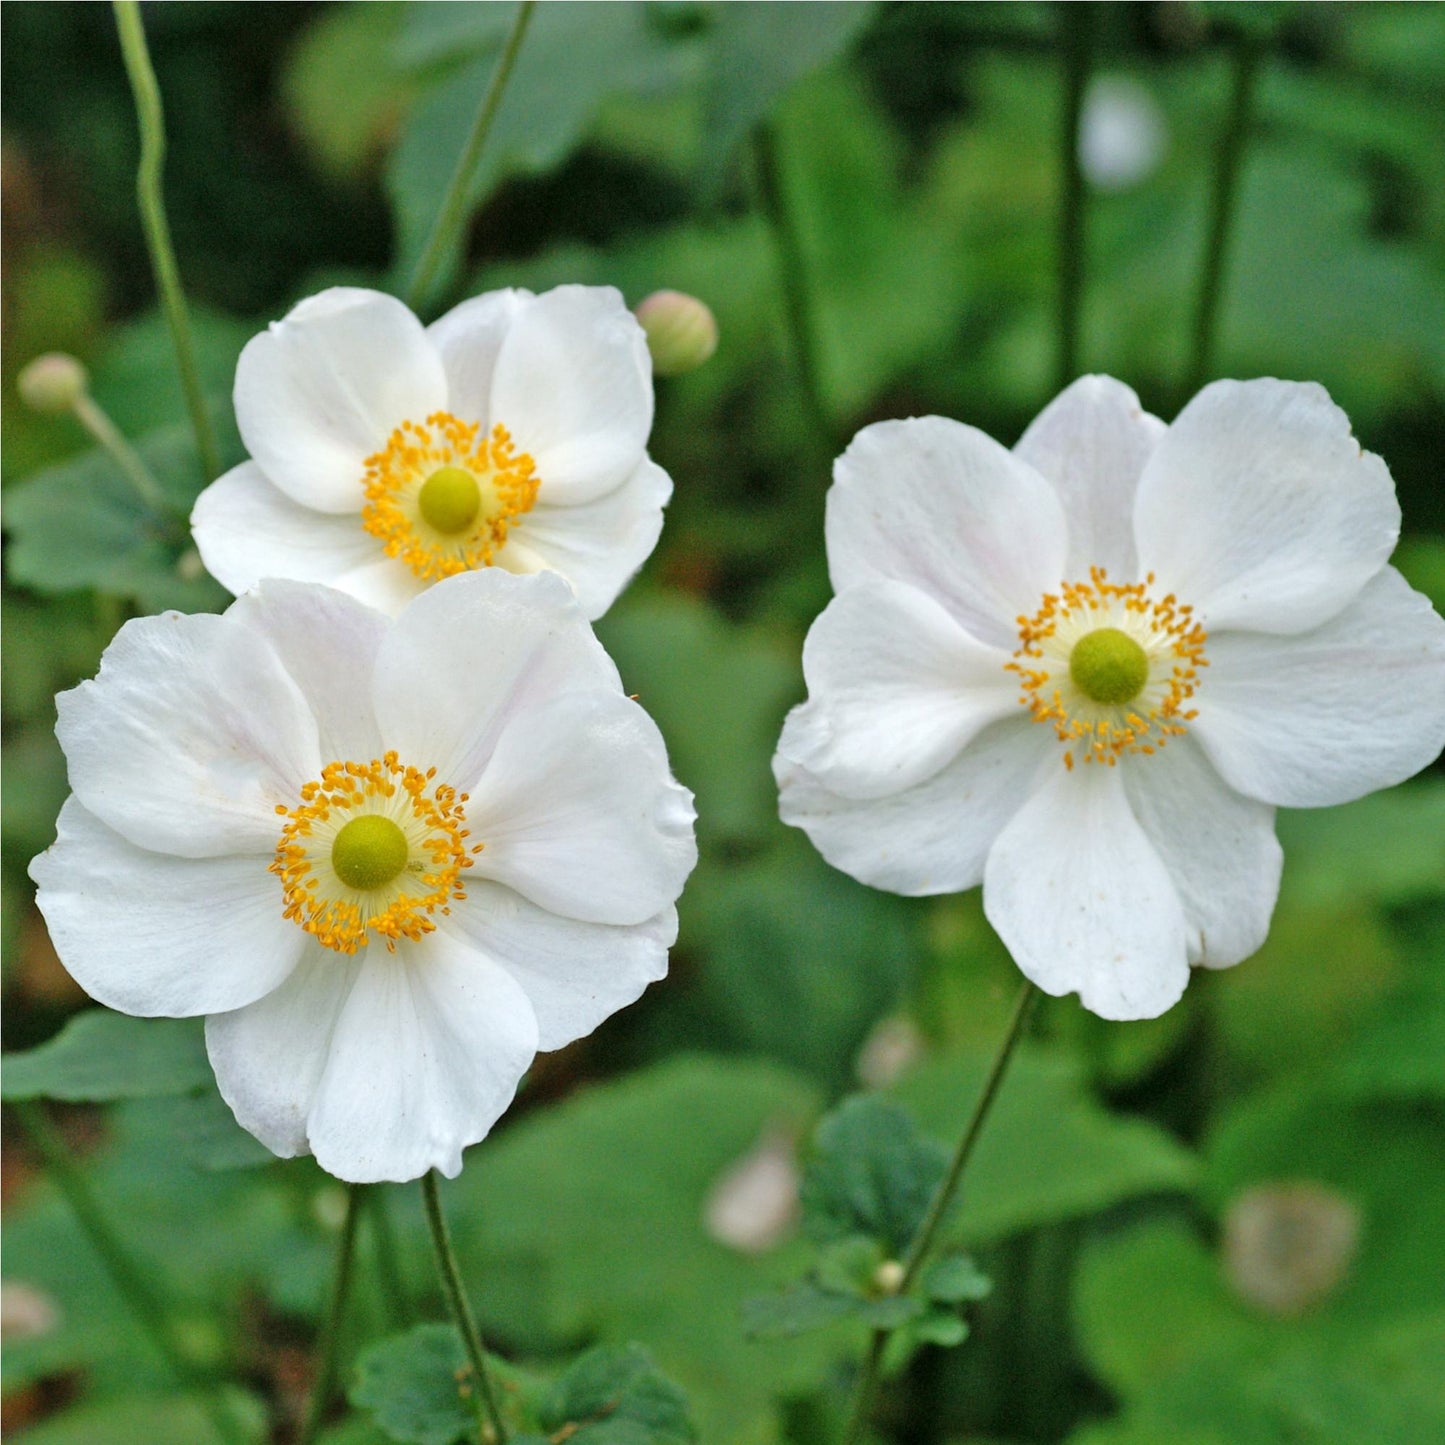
[421,1171,509,1444]
[1185,28,1263,397]
[1056,1,1095,392]
[9,1100,249,1445]
[407,0,538,312]
[297,1182,365,1445]
[112,0,221,483]
[841,980,1038,1445]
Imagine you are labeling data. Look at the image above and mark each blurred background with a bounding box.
[3,4,1443,1443]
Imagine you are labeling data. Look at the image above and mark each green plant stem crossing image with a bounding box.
[3,4,1444,1445]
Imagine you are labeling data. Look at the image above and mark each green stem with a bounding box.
[297,1183,364,1445]
[841,981,1037,1445]
[406,0,537,312]
[71,393,174,518]
[112,0,221,482]
[421,1172,508,1445]
[1055,1,1094,393]
[752,122,834,455]
[1185,31,1262,397]
[10,1101,249,1445]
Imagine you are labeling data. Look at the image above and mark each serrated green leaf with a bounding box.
[1,1013,210,1102]
[922,1253,991,1304]
[350,1324,474,1445]
[801,1094,947,1256]
[740,1282,860,1341]
[814,1235,886,1296]
[907,1309,968,1348]
[537,1343,695,1444]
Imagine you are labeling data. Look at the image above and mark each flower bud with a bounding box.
[872,1259,906,1296]
[1222,1180,1360,1317]
[636,290,718,377]
[17,352,88,413]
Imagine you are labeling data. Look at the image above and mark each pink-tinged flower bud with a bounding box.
[17,353,88,414]
[635,290,718,377]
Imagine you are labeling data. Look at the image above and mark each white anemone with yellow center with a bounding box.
[774,376,1445,1020]
[191,284,671,620]
[30,571,698,1182]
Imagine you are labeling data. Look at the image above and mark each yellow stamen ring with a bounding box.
[1006,567,1208,770]
[362,411,539,583]
[271,753,482,956]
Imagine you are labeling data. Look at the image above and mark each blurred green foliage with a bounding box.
[3,2,1443,1443]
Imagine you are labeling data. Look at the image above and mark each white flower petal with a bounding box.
[826,417,1069,650]
[1122,738,1282,970]
[509,453,672,620]
[205,946,353,1159]
[786,580,1019,799]
[467,688,697,926]
[234,288,446,514]
[490,285,653,506]
[443,881,675,1050]
[983,761,1190,1020]
[1133,379,1400,634]
[329,555,428,617]
[1012,374,1165,581]
[56,609,319,857]
[191,462,380,597]
[227,582,386,762]
[777,717,1054,896]
[31,798,303,1017]
[1191,566,1445,808]
[372,569,621,790]
[429,287,531,425]
[304,932,540,1182]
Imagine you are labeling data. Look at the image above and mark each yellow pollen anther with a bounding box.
[1006,567,1208,769]
[361,412,539,582]
[417,465,482,535]
[271,752,482,956]
[331,815,409,891]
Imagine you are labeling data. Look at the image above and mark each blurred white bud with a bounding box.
[856,1015,925,1089]
[311,1183,349,1231]
[636,290,718,377]
[176,548,207,581]
[1,1281,60,1341]
[1079,76,1168,192]
[872,1259,906,1296]
[704,1126,800,1254]
[17,352,88,414]
[1222,1181,1360,1317]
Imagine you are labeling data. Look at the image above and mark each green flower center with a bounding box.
[331,815,410,892]
[417,465,482,535]
[1069,627,1149,706]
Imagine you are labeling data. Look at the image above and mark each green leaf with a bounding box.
[1,1013,210,1102]
[699,2,877,190]
[907,1310,968,1348]
[801,1094,947,1256]
[388,3,699,284]
[892,1044,1197,1244]
[443,1056,831,1444]
[922,1252,991,1304]
[144,1087,276,1171]
[535,1343,696,1444]
[4,409,237,613]
[6,1390,266,1445]
[350,1324,474,1445]
[741,1282,861,1340]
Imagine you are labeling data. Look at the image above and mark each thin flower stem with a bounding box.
[1185,29,1262,397]
[406,0,537,312]
[112,0,221,483]
[420,1171,508,1445]
[841,981,1038,1445]
[9,1101,250,1445]
[1055,1,1095,394]
[71,393,174,518]
[753,122,835,457]
[297,1183,365,1445]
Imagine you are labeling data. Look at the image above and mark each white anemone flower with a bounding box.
[774,377,1445,1020]
[30,570,697,1181]
[192,284,669,620]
